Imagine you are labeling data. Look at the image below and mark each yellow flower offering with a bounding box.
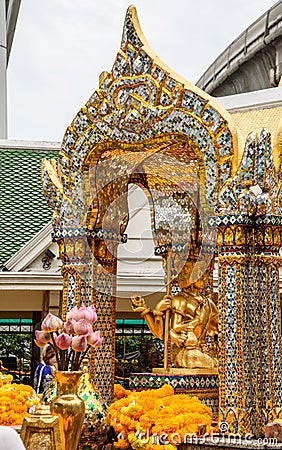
[0,382,40,426]
[114,384,131,400]
[110,385,212,449]
[0,371,13,387]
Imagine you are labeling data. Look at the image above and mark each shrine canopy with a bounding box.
[42,5,238,253]
[39,5,282,421]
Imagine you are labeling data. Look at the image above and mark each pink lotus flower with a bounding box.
[36,304,103,370]
[66,306,78,321]
[54,332,72,350]
[71,335,88,352]
[74,319,93,336]
[42,313,63,332]
[74,304,91,322]
[87,330,103,348]
[86,305,97,323]
[34,330,51,347]
[65,318,76,334]
[66,304,97,323]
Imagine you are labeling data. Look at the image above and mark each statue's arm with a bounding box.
[131,295,164,340]
[150,295,172,340]
[142,309,164,340]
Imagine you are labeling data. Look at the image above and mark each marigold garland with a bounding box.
[0,379,40,426]
[114,383,131,400]
[0,371,13,387]
[109,384,212,449]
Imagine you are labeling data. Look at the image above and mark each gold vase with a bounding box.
[50,371,85,450]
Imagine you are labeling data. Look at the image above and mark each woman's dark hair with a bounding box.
[42,344,55,364]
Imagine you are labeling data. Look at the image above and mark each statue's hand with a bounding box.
[131,295,148,313]
[176,330,187,347]
[155,295,172,312]
[170,328,187,347]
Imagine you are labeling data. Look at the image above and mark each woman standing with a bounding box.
[33,343,56,394]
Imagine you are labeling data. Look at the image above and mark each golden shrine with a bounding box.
[41,4,282,443]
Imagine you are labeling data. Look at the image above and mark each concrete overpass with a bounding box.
[197,0,282,96]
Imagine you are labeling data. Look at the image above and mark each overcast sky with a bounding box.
[7,0,278,142]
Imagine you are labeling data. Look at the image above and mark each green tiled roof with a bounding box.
[0,147,59,266]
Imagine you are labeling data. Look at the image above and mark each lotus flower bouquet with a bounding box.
[35,305,103,371]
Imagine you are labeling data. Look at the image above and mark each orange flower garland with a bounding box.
[114,384,131,400]
[0,381,40,426]
[109,385,212,450]
[0,371,13,387]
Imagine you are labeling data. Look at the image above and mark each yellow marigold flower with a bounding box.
[110,385,212,450]
[114,384,131,400]
[128,433,147,450]
[135,422,143,431]
[120,414,133,427]
[114,438,129,449]
[0,382,38,425]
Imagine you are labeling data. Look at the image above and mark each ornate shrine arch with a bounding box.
[42,6,282,435]
[43,5,238,226]
[42,4,238,402]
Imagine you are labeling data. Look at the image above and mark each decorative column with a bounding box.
[250,216,282,431]
[214,214,282,436]
[53,228,93,320]
[211,216,253,434]
[52,227,126,404]
[213,129,282,436]
[89,230,127,404]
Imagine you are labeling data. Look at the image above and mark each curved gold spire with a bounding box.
[126,4,238,150]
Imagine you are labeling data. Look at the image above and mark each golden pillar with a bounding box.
[215,214,282,436]
[54,227,124,404]
[89,231,126,404]
[250,217,282,428]
[216,218,252,433]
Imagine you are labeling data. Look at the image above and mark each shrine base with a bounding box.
[129,372,219,418]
